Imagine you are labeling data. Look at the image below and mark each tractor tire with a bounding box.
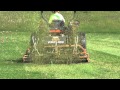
[78,32,89,62]
[78,32,86,49]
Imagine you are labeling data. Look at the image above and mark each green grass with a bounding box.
[1,11,120,33]
[77,11,120,33]
[0,11,120,79]
[0,31,120,79]
[0,31,30,61]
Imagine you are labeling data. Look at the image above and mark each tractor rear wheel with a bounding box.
[78,32,86,49]
[78,32,89,62]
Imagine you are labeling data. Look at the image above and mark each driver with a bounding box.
[49,11,65,24]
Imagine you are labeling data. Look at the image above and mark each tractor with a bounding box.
[23,11,90,64]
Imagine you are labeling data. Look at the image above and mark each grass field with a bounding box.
[0,11,120,79]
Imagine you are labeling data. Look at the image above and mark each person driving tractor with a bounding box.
[49,11,65,30]
[49,11,65,24]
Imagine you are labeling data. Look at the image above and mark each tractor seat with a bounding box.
[49,20,65,36]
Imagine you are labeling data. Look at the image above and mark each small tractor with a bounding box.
[23,11,90,64]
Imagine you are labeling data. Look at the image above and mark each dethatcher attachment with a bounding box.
[23,11,90,64]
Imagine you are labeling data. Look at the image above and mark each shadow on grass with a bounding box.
[5,58,24,63]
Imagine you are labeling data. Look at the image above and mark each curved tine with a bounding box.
[41,11,49,25]
[67,11,76,26]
